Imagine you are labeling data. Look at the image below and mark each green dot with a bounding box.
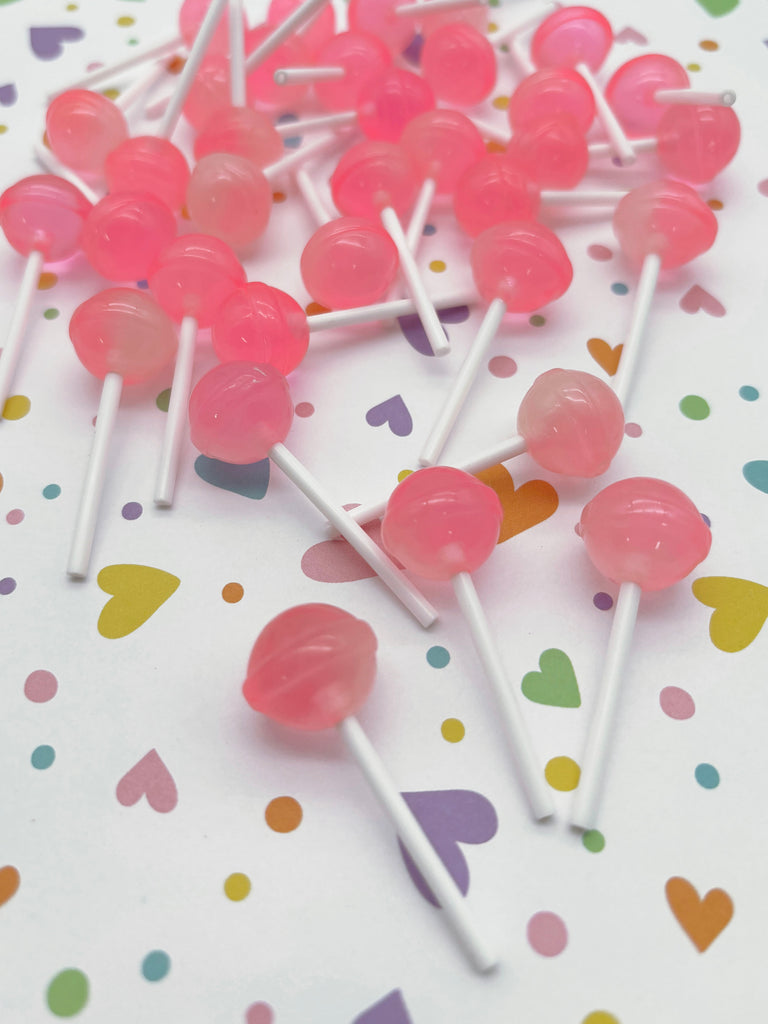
[426,645,450,668]
[156,388,171,412]
[43,308,60,320]
[582,829,606,853]
[679,394,710,420]
[43,483,61,499]
[529,314,546,327]
[46,968,89,1017]
[739,385,759,401]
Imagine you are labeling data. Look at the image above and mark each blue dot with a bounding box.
[141,950,170,982]
[426,645,450,668]
[611,282,629,295]
[739,385,759,401]
[42,484,61,499]
[695,763,720,789]
[136,279,149,289]
[31,744,55,770]
[423,223,437,236]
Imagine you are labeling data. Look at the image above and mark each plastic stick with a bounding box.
[0,249,45,415]
[245,0,330,73]
[229,0,247,107]
[654,88,736,106]
[274,66,345,85]
[154,315,197,507]
[577,61,636,167]
[263,131,349,182]
[33,142,100,204]
[588,136,656,158]
[571,581,642,830]
[307,288,477,331]
[395,0,486,15]
[406,177,437,254]
[613,252,661,410]
[114,59,169,112]
[540,189,628,205]
[295,165,334,226]
[274,110,356,135]
[46,34,181,99]
[492,1,559,45]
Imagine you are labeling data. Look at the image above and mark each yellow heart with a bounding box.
[692,576,768,653]
[587,337,623,377]
[97,565,180,639]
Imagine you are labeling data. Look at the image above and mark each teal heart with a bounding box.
[743,460,768,495]
[194,455,270,499]
[695,0,738,15]
[521,649,581,708]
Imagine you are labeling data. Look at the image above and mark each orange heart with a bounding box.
[665,876,733,952]
[474,464,558,542]
[587,337,623,376]
[0,865,20,907]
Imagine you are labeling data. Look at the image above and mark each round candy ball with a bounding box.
[612,179,718,270]
[45,89,128,176]
[508,68,595,134]
[0,174,91,262]
[212,282,309,376]
[179,0,244,56]
[243,603,378,731]
[314,31,392,112]
[381,466,503,581]
[149,234,246,326]
[183,55,230,132]
[400,109,486,195]
[69,287,177,385]
[453,155,540,237]
[268,0,336,56]
[331,140,418,220]
[105,136,190,212]
[188,361,293,464]
[348,0,415,57]
[301,217,399,310]
[420,22,496,107]
[82,192,177,282]
[356,67,435,142]
[656,104,740,184]
[517,368,625,477]
[194,105,283,167]
[186,153,272,250]
[531,5,613,72]
[506,114,588,189]
[471,221,572,311]
[579,477,712,591]
[605,55,690,138]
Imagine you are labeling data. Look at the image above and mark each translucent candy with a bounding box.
[179,0,245,56]
[506,114,588,189]
[45,89,128,177]
[0,174,91,261]
[400,109,485,194]
[186,153,272,250]
[194,106,283,167]
[149,234,246,326]
[212,282,309,376]
[508,68,595,134]
[356,67,435,142]
[348,0,415,56]
[105,136,190,212]
[656,104,740,184]
[420,22,496,107]
[242,603,378,730]
[330,140,419,220]
[531,5,613,72]
[453,155,540,237]
[182,55,230,131]
[301,217,399,309]
[82,192,177,282]
[267,0,336,56]
[605,54,690,137]
[471,221,572,310]
[612,179,718,270]
[314,31,392,113]
[246,25,310,112]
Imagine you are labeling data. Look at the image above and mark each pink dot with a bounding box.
[245,1002,274,1024]
[587,244,613,261]
[527,911,568,956]
[759,180,768,198]
[488,355,517,378]
[294,402,314,418]
[6,508,24,524]
[659,685,695,720]
[624,422,642,438]
[24,669,58,703]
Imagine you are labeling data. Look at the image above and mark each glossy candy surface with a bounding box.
[531,5,613,71]
[348,0,415,56]
[301,217,399,309]
[242,603,378,730]
[188,360,293,463]
[331,140,418,219]
[212,282,309,375]
[105,137,190,212]
[0,174,91,261]
[82,192,177,282]
[613,179,718,270]
[356,67,435,142]
[194,106,283,166]
[267,0,336,56]
[313,31,392,112]
[400,110,485,194]
[506,114,588,189]
[149,234,246,325]
[580,477,712,591]
[69,287,177,385]
[420,22,496,107]
[381,466,503,581]
[517,369,624,477]
[179,0,244,56]
[453,156,539,236]
[508,68,595,134]
[183,56,230,131]
[605,54,690,137]
[45,90,128,176]
[471,221,573,310]
[656,104,740,184]
[186,153,272,249]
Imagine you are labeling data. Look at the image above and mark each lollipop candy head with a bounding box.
[82,192,177,283]
[531,6,612,72]
[579,477,711,591]
[243,603,378,730]
[331,140,418,220]
[453,155,540,237]
[105,137,190,212]
[267,0,336,56]
[0,174,91,261]
[45,89,128,177]
[506,114,588,190]
[612,179,718,270]
[381,467,503,581]
[186,153,272,250]
[194,106,283,167]
[508,68,595,134]
[471,221,573,311]
[356,67,435,142]
[400,109,485,196]
[314,31,392,112]
[149,234,246,326]
[656,104,740,184]
[604,55,690,137]
[348,0,415,56]
[301,216,399,310]
[212,282,309,376]
[420,22,496,108]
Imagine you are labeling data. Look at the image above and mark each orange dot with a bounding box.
[0,471,3,493]
[167,55,186,75]
[265,796,303,833]
[180,205,191,220]
[485,139,506,154]
[707,198,723,210]
[272,191,287,203]
[37,272,58,290]
[699,39,718,51]
[221,582,244,603]
[306,301,330,316]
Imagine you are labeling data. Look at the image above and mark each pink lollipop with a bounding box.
[454,155,540,237]
[267,0,336,56]
[301,217,399,310]
[572,478,712,829]
[656,103,740,184]
[82,192,177,282]
[243,602,496,971]
[179,0,244,57]
[244,0,332,77]
[105,136,191,212]
[188,361,438,627]
[0,174,91,411]
[185,153,272,250]
[245,26,311,112]
[149,234,246,506]
[67,289,177,578]
[508,67,595,134]
[211,281,309,375]
[45,89,129,178]
[605,55,690,138]
[347,0,415,55]
[506,113,589,189]
[420,22,496,107]
[194,106,283,166]
[277,31,392,112]
[382,467,553,819]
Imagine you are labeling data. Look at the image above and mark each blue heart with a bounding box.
[743,460,768,494]
[194,456,270,499]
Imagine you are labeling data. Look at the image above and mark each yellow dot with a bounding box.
[221,582,244,603]
[0,471,4,492]
[0,125,7,135]
[2,395,31,421]
[441,718,465,743]
[487,21,499,33]
[486,139,506,154]
[699,39,719,51]
[37,272,58,290]
[492,95,509,110]
[544,756,581,791]
[707,198,723,210]
[429,260,446,273]
[117,16,135,27]
[582,1013,620,1024]
[223,872,251,901]
[265,796,303,833]
[397,468,413,483]
[66,3,78,9]
[272,191,287,203]
[102,87,120,101]
[687,63,701,73]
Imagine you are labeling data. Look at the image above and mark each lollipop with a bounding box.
[194,106,283,166]
[656,103,740,184]
[82,192,177,282]
[419,221,572,466]
[67,289,178,577]
[506,113,589,190]
[382,467,553,819]
[211,282,309,375]
[189,362,438,627]
[185,153,272,250]
[267,0,336,56]
[245,0,332,74]
[508,67,596,135]
[45,90,129,180]
[0,175,91,412]
[571,478,712,828]
[243,603,496,971]
[420,22,497,108]
[301,217,400,310]
[272,30,391,107]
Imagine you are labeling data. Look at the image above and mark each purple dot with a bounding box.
[624,422,642,438]
[660,686,695,720]
[527,911,568,956]
[0,577,17,595]
[701,513,711,528]
[488,355,517,378]
[593,591,613,611]
[6,509,24,525]
[24,670,59,703]
[121,501,143,520]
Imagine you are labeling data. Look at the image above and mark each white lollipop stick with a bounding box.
[263,130,349,182]
[307,287,477,331]
[419,296,506,466]
[337,716,497,971]
[0,249,45,415]
[274,66,345,85]
[540,189,628,205]
[33,142,100,204]
[612,252,661,410]
[406,177,438,254]
[588,136,656,158]
[154,316,197,507]
[571,581,642,830]
[654,87,736,106]
[509,35,535,76]
[492,1,559,46]
[274,110,357,135]
[46,34,182,99]
[452,572,554,820]
[245,0,330,73]
[395,0,486,15]
[268,443,438,627]
[229,0,247,107]
[115,59,170,113]
[576,62,636,167]
[67,372,123,579]
[295,164,335,226]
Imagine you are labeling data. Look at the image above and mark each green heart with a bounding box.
[521,649,581,708]
[695,0,739,16]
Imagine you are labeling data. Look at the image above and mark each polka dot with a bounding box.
[624,422,642,438]
[0,471,3,492]
[526,911,568,956]
[660,686,695,720]
[0,577,17,595]
[117,15,136,26]
[529,314,546,327]
[136,279,149,289]
[167,55,186,75]
[488,355,517,378]
[701,512,711,528]
[295,401,314,417]
[66,3,78,9]
[707,198,723,210]
[246,1004,275,1024]
[544,756,580,791]
[6,508,24,524]
[156,388,171,412]
[486,139,506,154]
[582,829,605,853]
[593,592,613,611]
[487,21,499,33]
[587,244,613,261]
[121,501,142,520]
[492,95,509,110]
[423,223,436,236]
[739,385,759,401]
[31,745,55,770]
[24,670,58,703]
[306,301,330,316]
[759,180,768,198]
[102,87,120,101]
[141,950,170,981]
[679,394,710,420]
[222,582,244,603]
[700,39,719,51]
[43,483,61,499]
[611,282,629,295]
[265,796,303,833]
[46,968,89,1017]
[427,645,450,668]
[695,762,720,789]
[441,718,465,743]
[43,308,60,320]
[397,468,413,483]
[429,259,446,273]
[37,272,58,289]
[272,190,287,203]
[224,872,251,901]
[582,1014,620,1024]
[3,395,31,420]
[0,125,6,135]
[687,62,701,72]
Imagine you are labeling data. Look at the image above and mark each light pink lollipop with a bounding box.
[82,192,177,282]
[454,155,540,237]
[45,90,129,179]
[267,0,336,56]
[301,217,400,310]
[105,136,191,212]
[382,467,554,819]
[243,602,496,971]
[274,31,391,111]
[185,153,273,250]
[420,22,496,107]
[656,104,740,184]
[508,67,596,134]
[572,478,712,829]
[348,0,415,55]
[211,281,309,375]
[506,113,589,189]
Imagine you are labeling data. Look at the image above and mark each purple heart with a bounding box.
[397,789,498,907]
[365,395,413,437]
[0,84,17,107]
[397,305,469,356]
[30,26,85,61]
[353,990,412,1024]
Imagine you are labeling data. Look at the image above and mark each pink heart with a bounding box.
[679,285,726,317]
[614,26,648,44]
[301,515,403,582]
[116,749,178,813]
